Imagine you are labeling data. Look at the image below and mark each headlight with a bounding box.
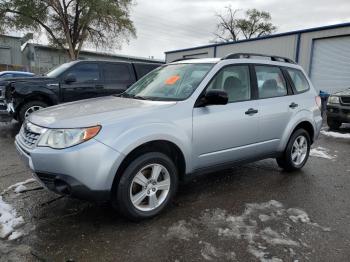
[38,125,101,149]
[327,96,340,104]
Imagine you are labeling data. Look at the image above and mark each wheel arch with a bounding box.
[279,116,316,152]
[111,139,187,194]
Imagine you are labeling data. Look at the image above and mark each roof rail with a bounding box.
[171,57,199,62]
[222,53,296,64]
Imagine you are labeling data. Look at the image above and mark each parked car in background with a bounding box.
[15,53,322,220]
[0,71,34,79]
[326,88,350,129]
[0,60,162,122]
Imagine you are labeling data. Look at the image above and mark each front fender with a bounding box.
[12,83,59,110]
[97,122,193,173]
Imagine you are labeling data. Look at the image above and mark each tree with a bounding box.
[213,6,276,42]
[0,0,136,60]
[237,9,277,39]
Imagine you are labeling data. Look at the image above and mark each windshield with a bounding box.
[46,61,76,78]
[124,63,214,101]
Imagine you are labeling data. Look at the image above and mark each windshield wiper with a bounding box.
[133,95,149,100]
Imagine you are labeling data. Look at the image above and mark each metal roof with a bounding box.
[22,43,164,63]
[165,22,350,54]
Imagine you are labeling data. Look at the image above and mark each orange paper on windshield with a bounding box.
[165,75,180,85]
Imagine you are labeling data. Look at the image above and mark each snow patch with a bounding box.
[8,231,24,241]
[310,147,336,159]
[200,241,236,261]
[248,245,283,262]
[167,200,331,261]
[0,196,24,240]
[321,130,350,139]
[166,220,194,241]
[14,185,27,194]
[1,178,36,195]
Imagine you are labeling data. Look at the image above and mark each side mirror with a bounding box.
[196,90,228,107]
[64,73,77,84]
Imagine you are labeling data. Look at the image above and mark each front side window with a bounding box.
[124,63,213,101]
[286,68,310,93]
[69,63,100,82]
[46,61,76,78]
[256,66,287,99]
[207,65,251,102]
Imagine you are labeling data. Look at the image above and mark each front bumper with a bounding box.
[326,104,350,123]
[15,135,125,201]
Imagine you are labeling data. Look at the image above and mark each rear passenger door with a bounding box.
[254,65,294,151]
[102,63,136,96]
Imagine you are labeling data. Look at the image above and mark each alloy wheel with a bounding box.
[129,163,171,212]
[291,135,308,165]
[24,105,43,119]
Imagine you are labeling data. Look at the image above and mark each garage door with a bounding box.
[0,47,11,65]
[310,36,350,93]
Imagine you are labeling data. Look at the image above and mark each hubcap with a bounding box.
[130,164,171,212]
[24,105,43,119]
[291,135,308,165]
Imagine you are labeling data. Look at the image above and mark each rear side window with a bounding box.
[255,66,287,99]
[286,68,310,93]
[104,63,132,81]
[70,63,100,82]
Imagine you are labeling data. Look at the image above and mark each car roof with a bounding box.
[0,71,34,75]
[169,57,302,70]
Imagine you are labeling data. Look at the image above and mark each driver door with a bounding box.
[192,65,260,170]
[60,62,103,102]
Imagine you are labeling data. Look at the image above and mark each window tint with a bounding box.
[104,63,131,81]
[69,63,100,82]
[134,64,160,79]
[256,66,287,99]
[286,68,310,93]
[207,65,251,102]
[0,73,13,78]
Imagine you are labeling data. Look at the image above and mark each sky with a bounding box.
[113,0,350,60]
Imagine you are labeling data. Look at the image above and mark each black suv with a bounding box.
[326,88,350,129]
[0,60,162,122]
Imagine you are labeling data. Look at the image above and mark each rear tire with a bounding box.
[18,101,48,123]
[276,129,311,172]
[327,118,341,130]
[113,152,178,221]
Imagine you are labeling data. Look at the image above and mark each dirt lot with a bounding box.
[0,121,349,262]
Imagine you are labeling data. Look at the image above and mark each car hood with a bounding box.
[334,88,350,96]
[29,96,177,128]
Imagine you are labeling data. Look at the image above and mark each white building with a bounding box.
[165,22,350,93]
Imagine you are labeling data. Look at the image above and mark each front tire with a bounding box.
[276,129,311,172]
[18,101,48,123]
[114,152,178,221]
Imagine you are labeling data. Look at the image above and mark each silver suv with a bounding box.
[15,53,323,220]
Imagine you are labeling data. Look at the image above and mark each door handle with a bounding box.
[245,108,258,115]
[289,102,298,109]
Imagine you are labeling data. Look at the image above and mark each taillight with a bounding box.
[315,96,322,109]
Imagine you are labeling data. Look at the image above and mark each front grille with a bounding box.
[340,96,350,105]
[19,122,44,148]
